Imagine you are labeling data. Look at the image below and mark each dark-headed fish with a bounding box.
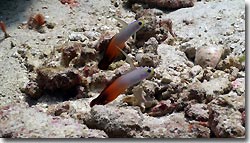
[0,21,10,38]
[90,67,154,107]
[98,20,144,70]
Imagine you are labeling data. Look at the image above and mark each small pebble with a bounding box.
[190,65,202,77]
[68,32,88,42]
[46,22,56,29]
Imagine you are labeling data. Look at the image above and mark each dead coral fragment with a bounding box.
[36,67,82,91]
[60,42,97,67]
[216,55,244,71]
[61,42,82,67]
[208,99,245,137]
[148,100,176,117]
[135,9,176,44]
[0,21,10,38]
[23,81,43,99]
[159,19,176,39]
[188,121,210,138]
[129,0,196,9]
[185,103,209,122]
[0,103,107,138]
[135,10,158,43]
[59,0,79,8]
[138,53,160,68]
[24,67,83,99]
[123,85,158,112]
[72,47,96,67]
[80,65,99,77]
[49,103,70,116]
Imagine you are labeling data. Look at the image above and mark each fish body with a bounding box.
[0,21,10,38]
[90,67,154,107]
[98,20,144,70]
[34,14,45,27]
[0,21,7,34]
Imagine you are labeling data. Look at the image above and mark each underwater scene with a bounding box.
[0,0,245,138]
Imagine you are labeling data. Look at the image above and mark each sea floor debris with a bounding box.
[0,0,245,138]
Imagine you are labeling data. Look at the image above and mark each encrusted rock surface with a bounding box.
[0,103,107,138]
[157,44,189,69]
[185,103,209,121]
[140,112,210,138]
[208,97,245,137]
[0,0,245,138]
[36,67,82,91]
[188,77,232,102]
[84,105,143,137]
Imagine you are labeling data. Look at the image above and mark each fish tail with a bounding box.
[0,21,6,34]
[98,56,113,70]
[90,92,108,107]
[0,21,10,38]
[90,98,99,107]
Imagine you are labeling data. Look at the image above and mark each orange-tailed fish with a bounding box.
[90,67,154,107]
[98,19,144,70]
[0,21,10,38]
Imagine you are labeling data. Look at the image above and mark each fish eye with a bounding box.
[147,68,151,73]
[138,21,142,25]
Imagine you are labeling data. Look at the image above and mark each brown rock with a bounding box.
[23,81,42,99]
[148,100,176,117]
[138,53,160,68]
[185,103,209,121]
[61,42,82,67]
[208,98,245,137]
[36,67,81,91]
[85,105,143,137]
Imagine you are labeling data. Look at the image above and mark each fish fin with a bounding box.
[131,32,137,42]
[133,33,136,42]
[97,37,112,54]
[98,56,113,70]
[114,17,128,32]
[90,76,121,107]
[97,37,115,70]
[115,45,135,69]
[90,92,108,107]
[114,17,138,42]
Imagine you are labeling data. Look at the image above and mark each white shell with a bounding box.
[195,46,224,68]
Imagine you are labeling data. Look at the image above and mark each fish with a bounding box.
[0,21,10,38]
[90,66,154,107]
[27,14,45,30]
[98,19,144,70]
[33,14,46,27]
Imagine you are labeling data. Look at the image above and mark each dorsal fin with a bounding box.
[114,17,139,42]
[113,17,128,32]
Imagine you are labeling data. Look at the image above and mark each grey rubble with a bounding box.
[0,103,107,138]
